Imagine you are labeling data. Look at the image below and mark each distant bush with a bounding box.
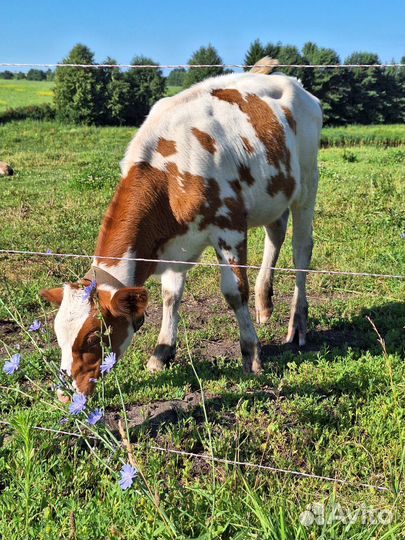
[183,45,225,88]
[54,44,105,124]
[26,69,47,81]
[54,45,166,126]
[0,104,55,124]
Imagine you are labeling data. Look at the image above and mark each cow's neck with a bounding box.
[92,163,183,287]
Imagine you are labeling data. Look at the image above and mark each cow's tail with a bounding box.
[249,56,279,74]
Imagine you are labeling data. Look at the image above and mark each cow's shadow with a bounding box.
[112,301,404,436]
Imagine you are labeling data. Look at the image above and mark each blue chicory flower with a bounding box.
[69,393,87,415]
[46,249,53,255]
[118,463,138,490]
[28,320,42,332]
[87,409,103,425]
[82,281,96,302]
[100,352,116,374]
[3,354,21,375]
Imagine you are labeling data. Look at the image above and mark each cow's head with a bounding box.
[40,281,147,398]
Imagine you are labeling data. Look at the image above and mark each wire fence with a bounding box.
[1,62,404,70]
[0,419,392,493]
[0,249,404,280]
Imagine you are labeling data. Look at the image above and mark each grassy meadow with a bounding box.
[0,80,54,112]
[0,117,404,539]
[0,80,184,114]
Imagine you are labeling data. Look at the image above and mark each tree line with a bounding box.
[2,41,404,126]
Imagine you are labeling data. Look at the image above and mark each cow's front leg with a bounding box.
[147,270,186,372]
[214,232,262,374]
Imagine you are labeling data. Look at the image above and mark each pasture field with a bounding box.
[0,80,54,112]
[0,81,182,114]
[0,120,404,539]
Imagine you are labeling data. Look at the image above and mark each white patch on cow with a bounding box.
[54,284,91,376]
[98,284,117,294]
[95,248,136,287]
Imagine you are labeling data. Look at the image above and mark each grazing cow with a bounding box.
[41,57,322,397]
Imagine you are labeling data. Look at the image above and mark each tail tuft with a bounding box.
[249,56,279,75]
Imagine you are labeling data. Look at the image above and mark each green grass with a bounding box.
[321,124,405,147]
[0,120,405,539]
[0,80,54,112]
[0,80,182,112]
[166,85,182,97]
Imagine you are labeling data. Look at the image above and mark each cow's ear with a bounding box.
[110,288,148,318]
[40,287,64,306]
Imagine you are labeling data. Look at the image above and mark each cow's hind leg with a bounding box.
[254,209,289,324]
[286,194,316,347]
[214,232,262,374]
[147,269,186,372]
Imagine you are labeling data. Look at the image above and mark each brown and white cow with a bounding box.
[41,57,322,396]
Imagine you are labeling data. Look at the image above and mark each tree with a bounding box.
[123,55,166,125]
[183,45,224,88]
[344,52,384,124]
[273,43,312,89]
[302,42,350,125]
[166,68,186,87]
[0,70,14,79]
[54,44,105,124]
[244,39,267,71]
[27,69,47,81]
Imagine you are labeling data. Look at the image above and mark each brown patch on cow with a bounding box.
[95,162,190,284]
[156,138,177,157]
[166,162,206,223]
[217,238,232,251]
[71,291,135,395]
[281,106,297,133]
[240,136,254,154]
[238,164,255,186]
[211,89,296,199]
[211,89,289,171]
[191,127,217,154]
[198,177,247,233]
[267,171,295,199]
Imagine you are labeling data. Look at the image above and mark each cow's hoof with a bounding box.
[285,320,307,347]
[146,356,166,373]
[255,307,273,324]
[242,341,263,374]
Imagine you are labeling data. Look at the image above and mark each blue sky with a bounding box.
[1,0,404,69]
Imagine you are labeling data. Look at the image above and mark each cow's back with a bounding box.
[120,71,322,230]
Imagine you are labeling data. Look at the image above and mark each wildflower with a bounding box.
[100,352,116,374]
[28,320,42,332]
[3,354,21,375]
[60,418,69,425]
[82,281,96,302]
[118,464,138,490]
[87,409,103,425]
[69,393,87,415]
[46,249,53,255]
